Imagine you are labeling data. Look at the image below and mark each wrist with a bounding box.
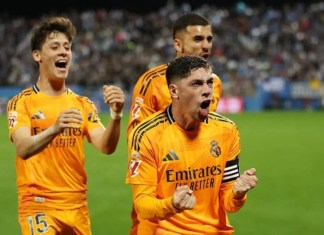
[171,198,182,213]
[232,189,246,200]
[110,107,123,120]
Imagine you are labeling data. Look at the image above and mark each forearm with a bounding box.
[221,167,257,212]
[132,184,179,220]
[15,126,56,160]
[100,118,121,155]
[100,85,124,154]
[220,183,247,213]
[134,193,179,220]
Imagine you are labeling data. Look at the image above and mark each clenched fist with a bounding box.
[172,185,196,211]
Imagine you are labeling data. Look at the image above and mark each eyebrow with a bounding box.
[191,77,214,83]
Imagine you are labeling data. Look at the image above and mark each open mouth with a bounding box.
[201,54,209,59]
[200,100,211,109]
[55,60,67,69]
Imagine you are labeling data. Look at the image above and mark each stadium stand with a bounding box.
[0,1,323,113]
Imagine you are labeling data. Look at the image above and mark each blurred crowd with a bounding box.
[0,1,323,97]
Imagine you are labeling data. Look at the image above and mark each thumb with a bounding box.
[246,168,256,175]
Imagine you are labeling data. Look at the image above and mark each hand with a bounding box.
[53,108,83,134]
[233,168,258,199]
[103,85,125,114]
[172,185,196,211]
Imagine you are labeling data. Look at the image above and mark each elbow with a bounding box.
[221,197,247,213]
[134,202,152,220]
[13,137,34,159]
[16,150,33,160]
[16,143,37,160]
[101,146,117,155]
[224,205,243,213]
[96,138,119,155]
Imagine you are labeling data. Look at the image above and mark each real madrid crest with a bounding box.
[210,140,221,158]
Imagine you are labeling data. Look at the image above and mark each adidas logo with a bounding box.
[31,111,46,119]
[162,150,179,161]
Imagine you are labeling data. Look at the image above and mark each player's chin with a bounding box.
[198,109,209,121]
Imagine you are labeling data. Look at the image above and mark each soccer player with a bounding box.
[6,16,125,235]
[127,12,223,234]
[127,12,222,136]
[126,55,258,235]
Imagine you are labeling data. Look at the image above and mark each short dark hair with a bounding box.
[166,55,212,85]
[31,16,76,51]
[173,13,210,39]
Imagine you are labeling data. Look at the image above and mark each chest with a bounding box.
[155,127,228,171]
[26,96,85,130]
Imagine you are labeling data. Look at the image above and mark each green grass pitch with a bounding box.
[0,111,323,234]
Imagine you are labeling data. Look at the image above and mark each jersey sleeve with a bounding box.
[126,129,158,186]
[126,117,180,220]
[7,94,31,140]
[132,184,179,220]
[219,124,247,212]
[127,64,169,136]
[81,96,104,141]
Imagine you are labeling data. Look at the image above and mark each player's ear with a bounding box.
[32,50,41,63]
[173,39,182,53]
[169,84,179,99]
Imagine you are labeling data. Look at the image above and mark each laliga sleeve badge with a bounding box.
[8,111,18,129]
[129,152,141,177]
[131,97,143,120]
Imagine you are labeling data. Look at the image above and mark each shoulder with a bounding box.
[129,111,167,143]
[11,86,35,99]
[142,64,168,77]
[7,86,35,109]
[133,64,168,96]
[66,88,94,105]
[208,112,237,128]
[137,64,168,85]
[212,73,222,82]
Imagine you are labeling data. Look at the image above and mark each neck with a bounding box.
[171,105,200,131]
[36,77,66,96]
